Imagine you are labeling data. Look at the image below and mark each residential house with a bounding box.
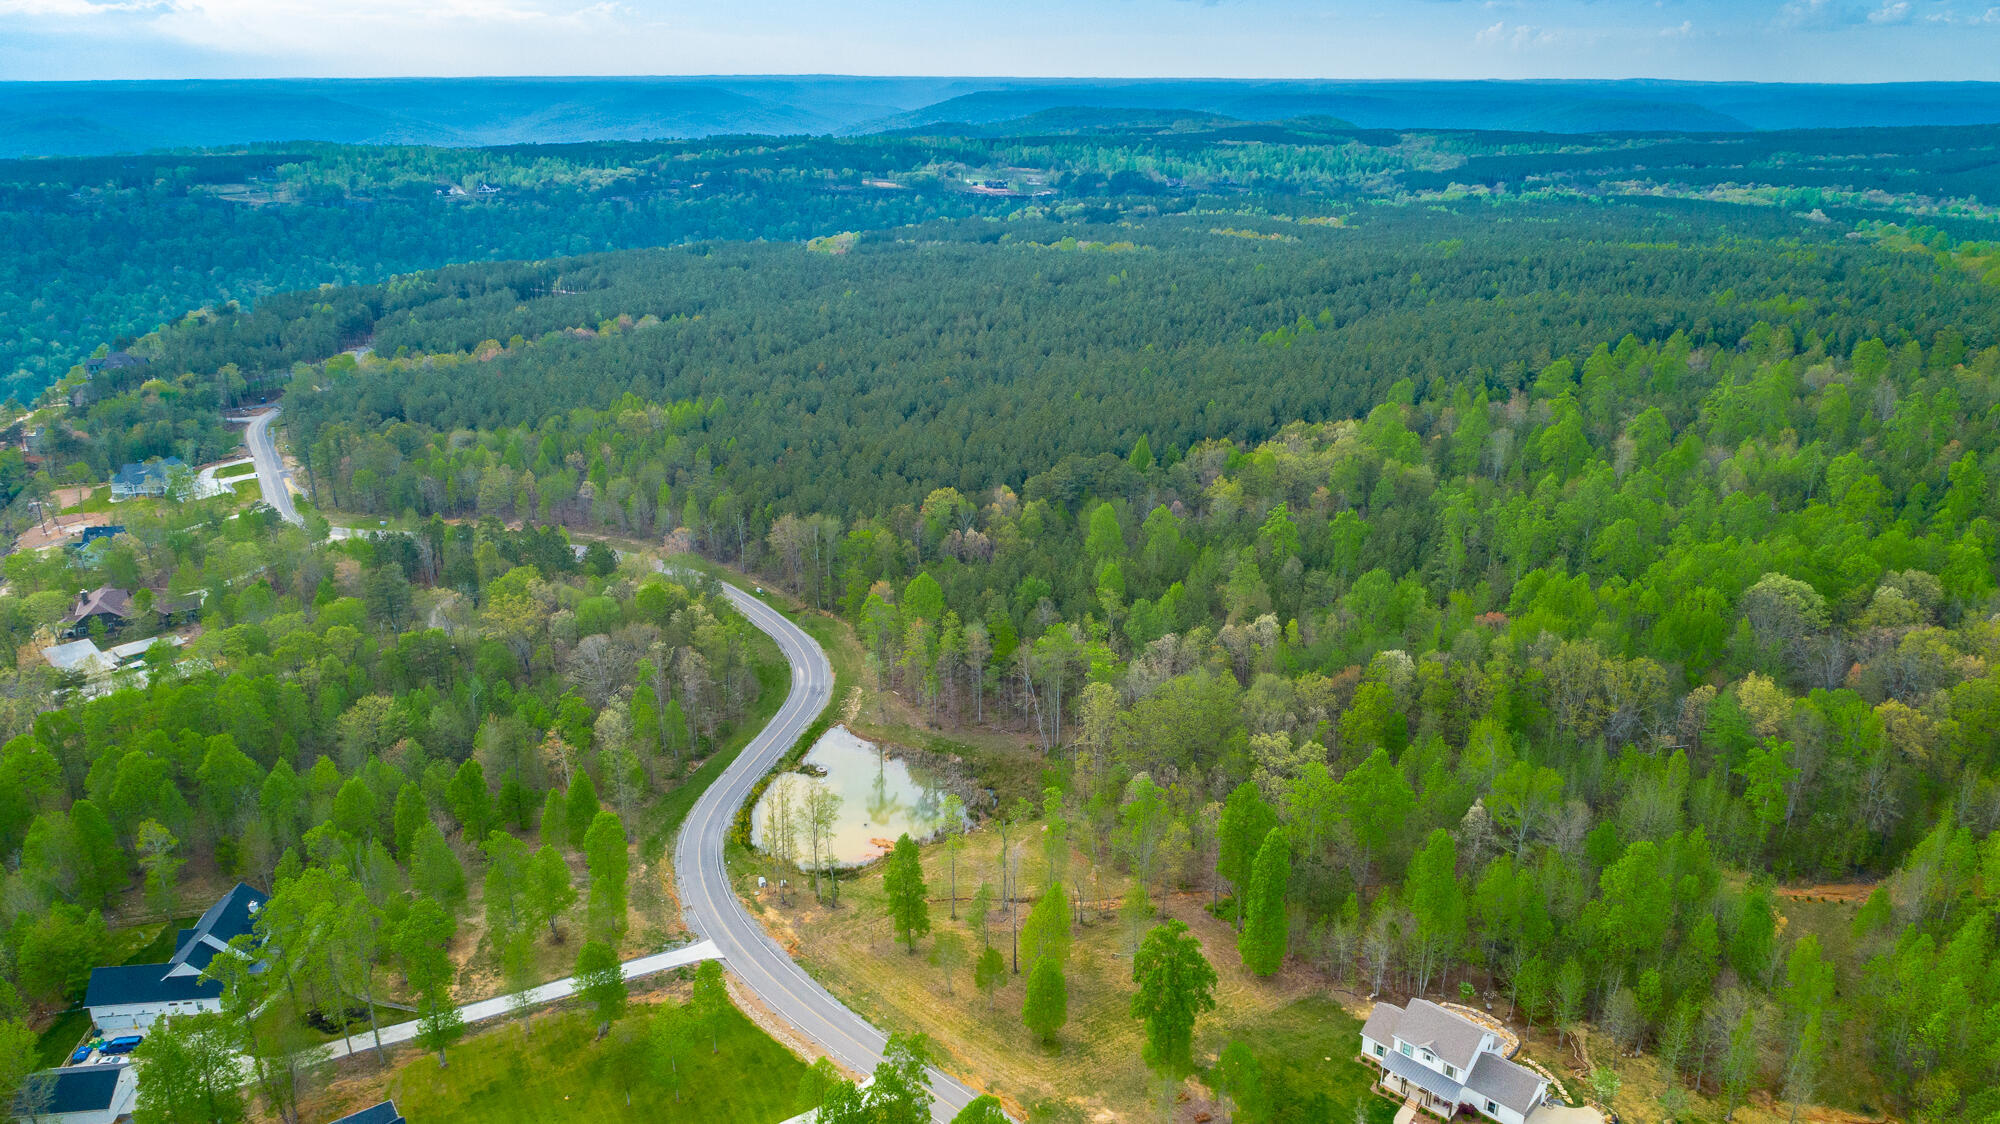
[39,639,119,677]
[9,1063,137,1124]
[325,1102,405,1124]
[109,456,184,501]
[83,883,266,1032]
[70,524,125,549]
[1359,998,1550,1124]
[57,587,136,638]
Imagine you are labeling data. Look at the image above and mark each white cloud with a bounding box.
[1867,1,1912,22]
[0,0,157,14]
[1474,19,1563,49]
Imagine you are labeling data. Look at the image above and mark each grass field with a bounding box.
[383,996,806,1124]
[742,815,1398,1123]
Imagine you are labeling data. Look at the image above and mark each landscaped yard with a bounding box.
[383,997,806,1123]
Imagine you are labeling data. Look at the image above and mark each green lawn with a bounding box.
[1224,996,1397,1124]
[32,1009,92,1068]
[389,999,806,1123]
[33,914,199,1067]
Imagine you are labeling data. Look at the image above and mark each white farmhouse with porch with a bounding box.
[82,883,265,1032]
[1360,998,1550,1124]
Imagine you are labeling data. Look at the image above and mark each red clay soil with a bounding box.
[1774,883,1877,903]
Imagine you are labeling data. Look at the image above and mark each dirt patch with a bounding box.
[1775,882,1877,904]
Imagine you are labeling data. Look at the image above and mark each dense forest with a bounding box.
[0,491,781,1114]
[7,115,2000,402]
[8,117,2000,1122]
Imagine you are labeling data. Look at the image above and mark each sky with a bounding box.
[2,0,1999,83]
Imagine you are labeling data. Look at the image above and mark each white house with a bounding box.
[1359,998,1549,1124]
[10,1062,137,1124]
[83,883,265,1032]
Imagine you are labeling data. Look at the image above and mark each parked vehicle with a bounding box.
[100,1035,143,1055]
[68,1044,93,1065]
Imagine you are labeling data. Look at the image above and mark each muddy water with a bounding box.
[749,724,963,867]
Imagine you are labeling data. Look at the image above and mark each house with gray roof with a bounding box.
[83,882,267,1031]
[1359,998,1550,1124]
[109,456,183,501]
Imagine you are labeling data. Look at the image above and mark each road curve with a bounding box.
[238,408,302,525]
[673,578,988,1123]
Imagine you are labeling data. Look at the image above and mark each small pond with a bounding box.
[750,724,963,867]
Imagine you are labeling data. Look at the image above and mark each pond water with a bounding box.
[749,724,963,867]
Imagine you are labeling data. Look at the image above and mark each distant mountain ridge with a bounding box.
[4,76,2000,157]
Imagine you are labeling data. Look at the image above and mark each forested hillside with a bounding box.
[9,118,2000,1122]
[0,491,780,1105]
[7,115,1999,402]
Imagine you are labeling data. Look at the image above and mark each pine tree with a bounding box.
[583,809,629,943]
[392,781,428,861]
[1237,830,1291,976]
[691,959,728,1052]
[975,945,1006,1011]
[540,787,566,847]
[1130,919,1217,1078]
[410,821,467,918]
[1216,783,1275,928]
[1023,955,1068,1047]
[576,940,627,1027]
[1019,881,1072,968]
[1405,828,1465,996]
[524,844,577,940]
[883,834,932,953]
[566,772,600,848]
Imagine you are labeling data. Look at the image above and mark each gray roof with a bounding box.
[1379,1047,1465,1103]
[1466,1052,1546,1114]
[1360,1002,1403,1045]
[1394,998,1490,1072]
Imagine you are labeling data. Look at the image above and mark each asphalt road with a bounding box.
[672,579,989,1123]
[239,408,301,525]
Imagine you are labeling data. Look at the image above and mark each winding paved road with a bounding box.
[236,405,988,1116]
[235,407,301,525]
[674,580,988,1123]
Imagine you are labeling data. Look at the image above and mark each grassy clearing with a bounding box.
[32,1009,92,1068]
[382,996,806,1124]
[745,815,1396,1123]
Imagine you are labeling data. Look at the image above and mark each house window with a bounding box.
[1373,1043,1385,1058]
[1486,1101,1499,1115]
[1444,1065,1456,1079]
[1399,1043,1413,1057]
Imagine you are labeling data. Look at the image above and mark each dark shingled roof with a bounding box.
[166,882,266,972]
[326,1101,405,1124]
[13,1065,121,1115]
[84,963,222,1008]
[1465,1052,1546,1115]
[62,586,136,625]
